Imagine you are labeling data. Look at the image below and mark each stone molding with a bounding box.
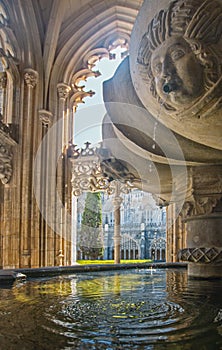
[179,247,222,263]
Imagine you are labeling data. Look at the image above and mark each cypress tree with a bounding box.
[79,192,104,259]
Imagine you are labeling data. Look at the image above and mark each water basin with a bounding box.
[0,268,222,349]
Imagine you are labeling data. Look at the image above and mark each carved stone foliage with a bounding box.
[179,247,222,263]
[137,0,222,118]
[24,69,38,88]
[0,142,12,184]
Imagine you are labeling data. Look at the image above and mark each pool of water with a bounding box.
[0,268,222,349]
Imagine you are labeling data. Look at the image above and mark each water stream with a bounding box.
[0,268,221,349]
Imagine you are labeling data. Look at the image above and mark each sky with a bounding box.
[74,47,124,148]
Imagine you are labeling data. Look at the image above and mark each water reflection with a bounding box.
[0,269,221,349]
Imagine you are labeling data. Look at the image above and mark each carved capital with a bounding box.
[0,143,13,184]
[0,72,7,89]
[57,83,71,100]
[112,196,123,209]
[24,69,38,88]
[179,247,222,264]
[38,109,53,127]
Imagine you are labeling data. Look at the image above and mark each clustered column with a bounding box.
[20,68,38,267]
[56,82,71,265]
[38,109,54,266]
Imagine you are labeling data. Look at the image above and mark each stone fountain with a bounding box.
[102,0,222,278]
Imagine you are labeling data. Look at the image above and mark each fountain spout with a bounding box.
[163,83,177,94]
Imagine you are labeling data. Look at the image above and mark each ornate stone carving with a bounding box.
[0,72,7,89]
[24,69,38,88]
[179,247,222,263]
[176,166,222,218]
[69,142,133,196]
[137,0,222,119]
[70,90,95,112]
[70,69,96,111]
[69,143,111,195]
[107,179,133,197]
[72,69,101,91]
[38,109,53,127]
[57,83,71,100]
[0,142,12,184]
[71,159,111,196]
[83,48,109,70]
[180,195,222,218]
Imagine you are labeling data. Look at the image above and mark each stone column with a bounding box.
[57,83,71,150]
[112,182,123,264]
[0,140,15,268]
[0,72,7,121]
[178,166,222,278]
[166,203,186,263]
[20,68,38,267]
[38,109,54,266]
[56,83,71,265]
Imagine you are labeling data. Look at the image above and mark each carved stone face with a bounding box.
[150,36,205,108]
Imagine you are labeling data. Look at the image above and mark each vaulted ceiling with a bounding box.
[2,0,143,109]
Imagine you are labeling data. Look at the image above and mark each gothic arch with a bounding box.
[48,1,142,112]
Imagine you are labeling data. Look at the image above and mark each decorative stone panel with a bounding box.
[179,247,222,263]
